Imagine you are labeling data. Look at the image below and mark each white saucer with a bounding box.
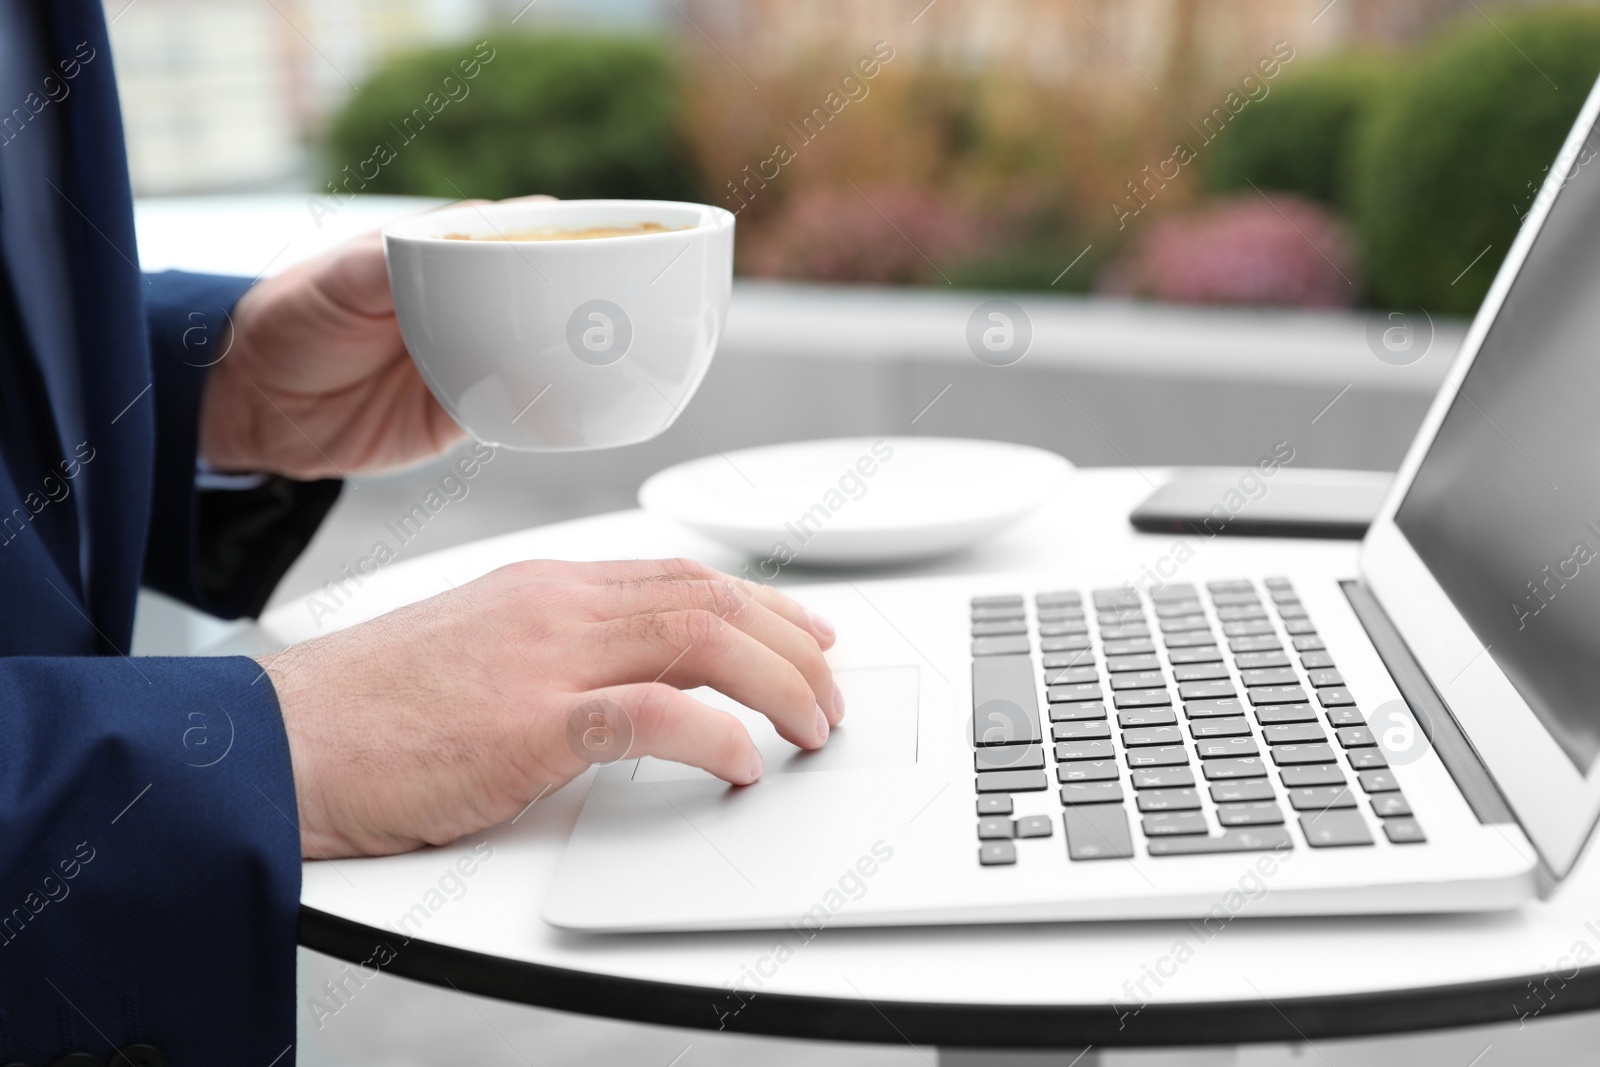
[638,437,1073,566]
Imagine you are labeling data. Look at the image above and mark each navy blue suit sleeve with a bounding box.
[142,270,342,619]
[0,653,299,1063]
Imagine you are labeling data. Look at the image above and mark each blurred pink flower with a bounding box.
[1097,195,1360,308]
[743,183,991,285]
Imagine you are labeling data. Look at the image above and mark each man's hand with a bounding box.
[261,558,843,859]
[200,229,463,478]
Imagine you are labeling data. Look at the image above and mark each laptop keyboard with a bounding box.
[970,578,1427,866]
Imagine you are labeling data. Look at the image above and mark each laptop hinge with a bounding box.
[1340,579,1516,826]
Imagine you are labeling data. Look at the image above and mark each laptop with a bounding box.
[543,79,1600,933]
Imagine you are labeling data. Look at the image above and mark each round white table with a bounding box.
[257,469,1600,1062]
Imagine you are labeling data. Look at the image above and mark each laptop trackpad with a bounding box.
[631,665,919,781]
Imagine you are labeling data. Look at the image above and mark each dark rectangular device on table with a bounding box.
[1130,468,1392,540]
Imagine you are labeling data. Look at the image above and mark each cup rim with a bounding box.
[383,198,734,245]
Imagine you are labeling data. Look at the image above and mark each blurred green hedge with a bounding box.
[1349,11,1600,315]
[1205,56,1387,210]
[1209,11,1600,314]
[322,34,700,202]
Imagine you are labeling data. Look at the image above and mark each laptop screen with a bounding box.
[1395,121,1600,774]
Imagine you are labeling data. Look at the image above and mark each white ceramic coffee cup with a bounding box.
[383,199,735,450]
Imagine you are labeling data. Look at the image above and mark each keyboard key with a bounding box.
[1235,650,1291,669]
[1143,811,1208,836]
[1337,726,1376,748]
[1168,645,1223,664]
[1185,697,1248,718]
[1163,631,1218,648]
[972,655,1042,746]
[1057,760,1119,782]
[1307,668,1346,688]
[972,619,1027,637]
[1101,624,1150,640]
[1217,801,1285,826]
[1122,725,1184,747]
[1130,767,1196,789]
[1208,589,1257,603]
[1016,815,1055,838]
[1255,704,1318,725]
[1358,770,1399,793]
[1178,680,1237,700]
[1203,757,1268,780]
[1110,670,1168,691]
[1383,818,1427,844]
[1261,723,1327,745]
[1137,788,1200,812]
[1159,616,1212,633]
[1044,649,1095,669]
[1283,619,1317,634]
[1117,707,1177,727]
[1035,591,1082,607]
[979,817,1015,839]
[1248,685,1308,705]
[1196,736,1260,759]
[1241,667,1299,687]
[1044,666,1098,686]
[1064,805,1135,860]
[1042,635,1093,652]
[1114,689,1173,709]
[1279,764,1347,787]
[1215,604,1268,621]
[1265,578,1294,592]
[1348,748,1389,770]
[1103,638,1156,656]
[974,594,1025,607]
[1277,604,1309,620]
[1038,606,1086,622]
[1324,707,1365,728]
[972,604,1025,621]
[973,635,1030,656]
[1099,609,1145,627]
[1060,781,1125,806]
[1211,779,1276,803]
[1125,745,1189,767]
[1287,786,1356,812]
[1189,718,1252,738]
[1040,620,1089,637]
[1300,809,1373,847]
[976,747,1045,772]
[1292,634,1325,651]
[1155,602,1206,621]
[1106,653,1161,673]
[1230,635,1282,653]
[976,769,1048,793]
[1147,827,1292,856]
[978,795,1013,816]
[1173,662,1230,682]
[1052,720,1111,741]
[1371,793,1412,818]
[1271,743,1336,766]
[1056,739,1116,762]
[1049,701,1108,722]
[1048,683,1104,704]
[1318,687,1356,707]
[1299,650,1335,669]
[1150,583,1199,601]
[1223,619,1275,637]
[978,840,1017,865]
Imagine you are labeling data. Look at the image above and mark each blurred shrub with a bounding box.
[323,34,700,201]
[1349,11,1600,314]
[742,183,992,285]
[1096,195,1358,308]
[1206,56,1388,209]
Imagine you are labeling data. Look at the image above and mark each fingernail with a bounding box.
[815,705,830,744]
[808,609,836,643]
[749,749,764,783]
[833,681,845,722]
